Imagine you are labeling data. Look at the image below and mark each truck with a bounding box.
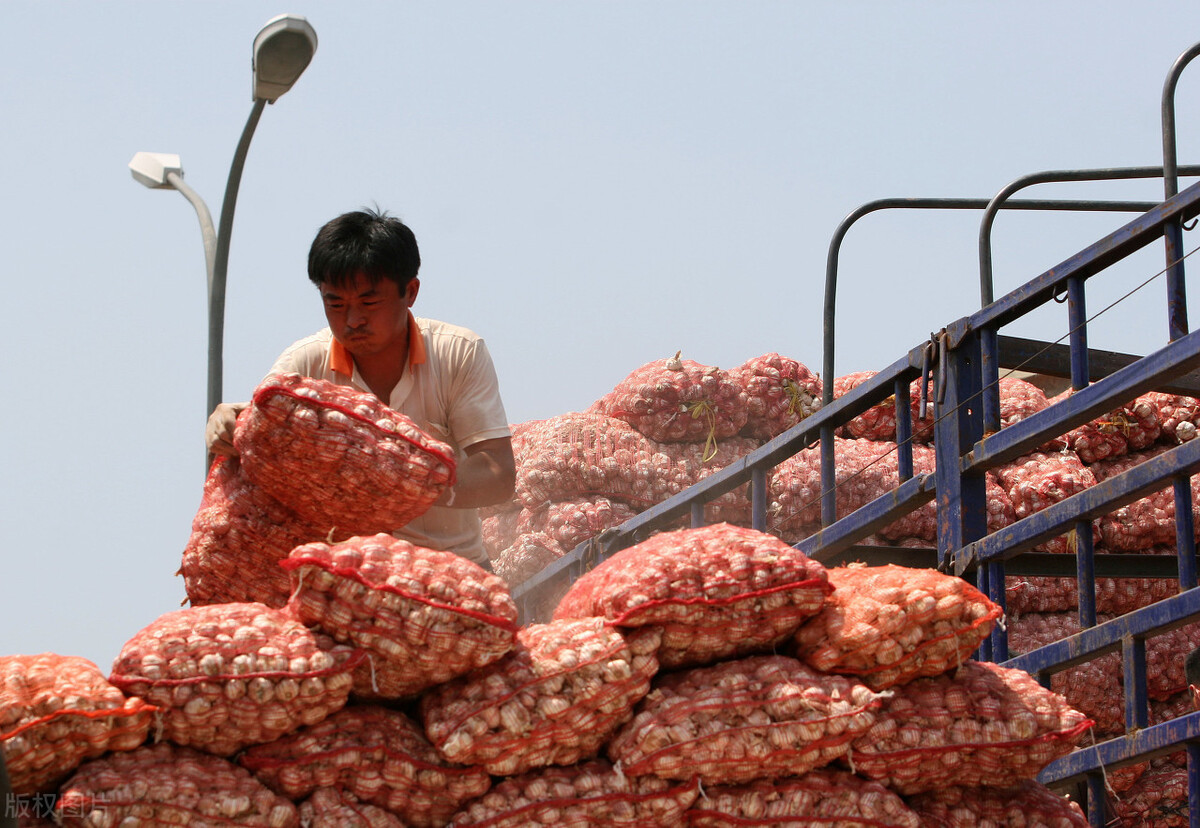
[513,37,1200,827]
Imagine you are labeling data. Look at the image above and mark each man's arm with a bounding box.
[205,402,249,457]
[437,436,516,509]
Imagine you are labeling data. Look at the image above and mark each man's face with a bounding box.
[320,273,418,358]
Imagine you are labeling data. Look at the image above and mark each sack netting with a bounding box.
[1005,568,1179,616]
[108,602,361,756]
[1092,447,1200,551]
[553,523,832,669]
[448,759,700,828]
[832,371,936,443]
[907,779,1089,828]
[1145,391,1200,444]
[589,355,748,446]
[298,788,407,828]
[847,660,1093,795]
[492,532,565,591]
[992,451,1100,555]
[234,373,456,537]
[683,769,920,827]
[726,352,822,441]
[419,618,660,776]
[239,703,490,828]
[515,497,639,554]
[180,456,321,609]
[1108,762,1188,827]
[1,654,156,795]
[793,564,1003,690]
[1051,390,1163,464]
[283,533,518,700]
[608,654,884,786]
[55,741,299,828]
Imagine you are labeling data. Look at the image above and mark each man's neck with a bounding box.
[355,340,409,402]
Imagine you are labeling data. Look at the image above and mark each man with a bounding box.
[205,208,515,567]
[1189,645,1200,710]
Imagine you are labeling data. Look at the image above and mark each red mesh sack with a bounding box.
[419,618,660,776]
[1108,763,1188,827]
[1005,569,1179,616]
[1007,611,1123,734]
[180,456,322,608]
[847,660,1093,795]
[1093,447,1200,551]
[109,602,361,756]
[907,780,1088,828]
[298,788,408,828]
[727,352,822,440]
[283,533,518,700]
[448,760,700,827]
[1145,391,1200,444]
[590,354,748,445]
[240,704,489,828]
[832,371,936,442]
[553,523,831,669]
[55,742,298,827]
[481,503,522,560]
[492,532,565,590]
[793,564,1003,690]
[234,373,457,536]
[1,654,156,794]
[516,497,639,553]
[608,655,883,785]
[996,376,1052,429]
[1051,390,1162,464]
[684,769,920,827]
[993,451,1100,555]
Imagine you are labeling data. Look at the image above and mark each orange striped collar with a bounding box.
[329,311,425,376]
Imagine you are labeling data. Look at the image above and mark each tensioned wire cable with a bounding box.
[786,240,1200,531]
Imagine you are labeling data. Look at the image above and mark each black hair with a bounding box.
[1188,646,1200,687]
[307,207,421,291]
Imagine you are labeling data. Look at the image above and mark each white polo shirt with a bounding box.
[268,313,511,564]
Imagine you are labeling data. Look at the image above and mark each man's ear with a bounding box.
[405,278,420,306]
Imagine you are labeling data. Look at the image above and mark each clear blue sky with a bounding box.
[4,2,1200,669]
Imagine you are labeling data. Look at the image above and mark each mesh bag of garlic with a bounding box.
[831,371,936,443]
[906,779,1089,828]
[1005,568,1178,616]
[992,450,1100,555]
[1144,391,1200,444]
[683,769,920,828]
[847,661,1093,795]
[283,533,519,700]
[793,564,1003,691]
[108,603,362,756]
[726,352,822,441]
[589,355,748,445]
[180,456,323,609]
[1050,390,1162,464]
[492,531,565,590]
[1092,447,1200,551]
[55,742,299,828]
[240,704,489,828]
[419,617,661,776]
[298,787,408,828]
[515,497,638,553]
[1108,762,1188,828]
[234,373,457,537]
[607,654,884,786]
[1,654,156,795]
[554,523,831,670]
[448,759,700,828]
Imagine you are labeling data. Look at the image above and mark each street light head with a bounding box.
[253,14,318,103]
[129,152,183,189]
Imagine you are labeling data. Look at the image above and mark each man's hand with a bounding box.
[206,402,249,457]
[438,437,516,508]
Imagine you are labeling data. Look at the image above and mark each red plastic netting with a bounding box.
[684,769,920,827]
[109,602,361,756]
[448,760,700,828]
[239,704,489,828]
[1,654,156,795]
[907,779,1089,828]
[1108,763,1188,827]
[515,497,639,553]
[180,456,322,608]
[832,371,935,443]
[283,533,518,701]
[727,352,822,441]
[992,450,1100,555]
[419,618,661,776]
[492,532,565,591]
[995,377,1053,430]
[608,654,883,786]
[298,788,407,828]
[234,373,456,536]
[55,742,298,827]
[847,661,1092,795]
[1005,568,1179,616]
[1092,447,1200,551]
[553,523,831,669]
[1051,390,1163,464]
[793,564,1003,690]
[589,355,748,446]
[1144,391,1200,444]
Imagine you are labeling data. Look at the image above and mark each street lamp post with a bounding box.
[129,14,317,459]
